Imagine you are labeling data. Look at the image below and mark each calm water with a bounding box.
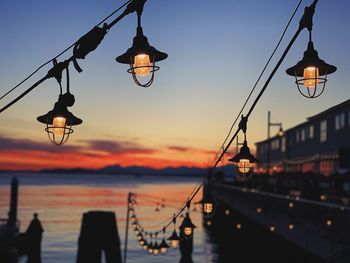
[0,173,216,263]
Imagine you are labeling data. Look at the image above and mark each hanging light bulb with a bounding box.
[159,227,170,254]
[133,54,151,76]
[167,230,180,249]
[37,93,82,145]
[116,13,167,88]
[153,241,160,255]
[159,238,170,254]
[148,233,154,254]
[202,192,214,217]
[229,140,256,174]
[303,66,319,88]
[277,126,284,137]
[286,39,336,98]
[180,212,196,239]
[142,233,148,250]
[167,214,180,248]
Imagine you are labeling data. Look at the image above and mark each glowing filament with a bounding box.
[53,116,66,136]
[153,247,159,255]
[303,66,319,88]
[133,54,151,76]
[238,159,251,174]
[170,240,179,249]
[184,227,192,237]
[203,203,213,214]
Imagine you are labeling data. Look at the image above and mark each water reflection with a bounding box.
[0,173,213,263]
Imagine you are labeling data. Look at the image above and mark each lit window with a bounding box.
[335,113,345,130]
[320,120,327,142]
[309,125,314,139]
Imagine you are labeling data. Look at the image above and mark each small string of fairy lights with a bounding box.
[128,187,350,256]
[121,0,310,256]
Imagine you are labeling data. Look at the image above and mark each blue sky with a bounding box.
[0,0,349,169]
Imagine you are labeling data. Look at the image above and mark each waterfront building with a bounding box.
[255,99,350,176]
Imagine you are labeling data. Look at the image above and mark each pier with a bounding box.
[205,179,350,262]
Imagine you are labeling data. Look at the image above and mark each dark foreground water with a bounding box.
[0,173,215,263]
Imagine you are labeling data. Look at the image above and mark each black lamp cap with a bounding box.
[167,230,179,241]
[116,27,168,64]
[180,213,197,230]
[159,238,170,249]
[228,141,256,163]
[37,95,82,126]
[286,41,337,77]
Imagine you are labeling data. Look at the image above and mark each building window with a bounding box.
[301,129,305,141]
[320,120,327,142]
[281,137,286,152]
[335,113,345,130]
[296,130,300,143]
[309,125,314,139]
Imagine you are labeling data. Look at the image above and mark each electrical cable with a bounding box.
[0,0,132,102]
[127,0,305,237]
[216,0,303,157]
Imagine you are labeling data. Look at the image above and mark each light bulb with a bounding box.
[153,247,159,255]
[238,159,250,173]
[53,116,66,136]
[170,240,179,249]
[160,247,168,254]
[184,227,192,237]
[133,54,151,76]
[303,66,319,88]
[203,203,213,214]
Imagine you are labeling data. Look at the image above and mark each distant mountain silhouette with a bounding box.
[0,164,233,177]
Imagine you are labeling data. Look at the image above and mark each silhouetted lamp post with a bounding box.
[266,110,283,174]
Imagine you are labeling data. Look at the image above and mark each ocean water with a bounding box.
[0,173,216,263]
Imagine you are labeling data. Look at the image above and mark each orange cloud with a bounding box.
[0,136,213,171]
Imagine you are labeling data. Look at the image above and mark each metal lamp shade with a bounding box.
[167,230,180,248]
[228,141,256,164]
[286,41,337,98]
[159,238,170,253]
[37,101,82,145]
[116,27,168,87]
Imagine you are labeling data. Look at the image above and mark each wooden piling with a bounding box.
[76,211,122,263]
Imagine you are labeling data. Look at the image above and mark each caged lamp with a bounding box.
[37,92,82,145]
[229,140,256,174]
[286,32,336,98]
[116,8,167,88]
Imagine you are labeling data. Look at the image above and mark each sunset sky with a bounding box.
[0,0,349,170]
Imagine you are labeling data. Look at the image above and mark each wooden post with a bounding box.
[9,177,18,225]
[26,213,44,263]
[76,211,122,263]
